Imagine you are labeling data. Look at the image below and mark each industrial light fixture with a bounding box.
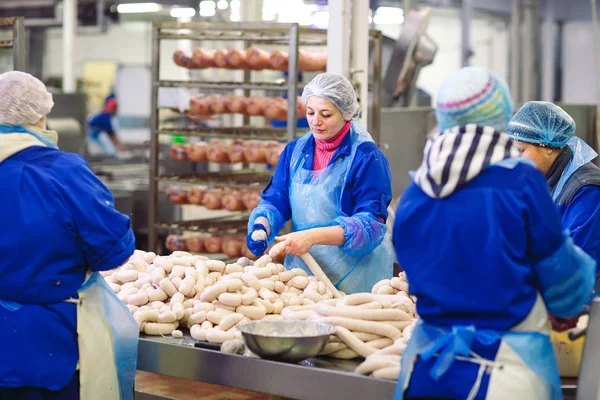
[230,0,240,21]
[199,0,216,16]
[171,7,196,18]
[216,0,228,10]
[116,2,162,13]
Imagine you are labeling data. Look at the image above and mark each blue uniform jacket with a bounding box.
[558,185,600,268]
[261,130,393,234]
[88,111,114,134]
[0,147,135,390]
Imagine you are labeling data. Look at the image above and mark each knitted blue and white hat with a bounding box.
[435,67,514,132]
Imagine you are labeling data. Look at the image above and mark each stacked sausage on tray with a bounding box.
[173,47,327,72]
[171,140,285,166]
[107,250,417,381]
[189,94,306,121]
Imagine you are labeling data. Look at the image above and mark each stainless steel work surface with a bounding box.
[138,336,396,400]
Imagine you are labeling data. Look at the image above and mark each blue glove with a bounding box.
[246,223,269,257]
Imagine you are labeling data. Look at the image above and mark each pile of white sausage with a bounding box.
[104,250,417,381]
[103,250,338,343]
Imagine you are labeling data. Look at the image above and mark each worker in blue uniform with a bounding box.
[88,98,127,154]
[246,73,393,294]
[0,71,138,399]
[507,102,600,268]
[393,67,595,400]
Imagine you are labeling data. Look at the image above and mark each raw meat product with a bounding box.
[205,236,223,253]
[191,48,216,68]
[229,96,247,114]
[186,235,205,253]
[243,140,267,163]
[207,141,231,164]
[270,50,289,71]
[170,144,189,161]
[263,98,288,121]
[188,142,208,162]
[246,47,272,70]
[166,235,187,252]
[222,190,245,211]
[173,50,197,69]
[207,94,229,114]
[214,49,229,68]
[202,189,223,210]
[225,48,249,69]
[166,187,189,205]
[298,49,327,72]
[190,97,212,116]
[267,144,284,167]
[187,187,206,205]
[242,190,261,210]
[228,140,245,164]
[246,97,265,116]
[222,237,244,258]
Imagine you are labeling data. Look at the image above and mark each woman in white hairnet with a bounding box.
[0,70,138,399]
[246,73,393,294]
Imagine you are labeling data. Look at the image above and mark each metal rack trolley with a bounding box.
[0,17,26,72]
[148,21,383,252]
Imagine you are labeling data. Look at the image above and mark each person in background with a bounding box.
[0,71,138,399]
[88,98,127,154]
[246,73,393,294]
[393,67,595,399]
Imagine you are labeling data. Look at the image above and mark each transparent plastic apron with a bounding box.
[285,124,393,294]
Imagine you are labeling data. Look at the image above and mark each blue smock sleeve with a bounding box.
[561,185,600,268]
[524,171,596,318]
[53,153,135,271]
[333,144,393,258]
[248,142,295,244]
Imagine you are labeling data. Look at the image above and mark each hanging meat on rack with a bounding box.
[214,48,229,68]
[269,50,289,71]
[263,98,288,121]
[222,189,245,211]
[187,142,208,162]
[206,140,231,164]
[166,186,189,205]
[173,50,198,69]
[226,48,250,69]
[207,94,229,114]
[246,47,273,70]
[227,139,245,164]
[191,48,216,68]
[242,189,262,210]
[221,236,244,257]
[166,235,188,252]
[189,96,212,116]
[170,144,189,161]
[205,235,223,253]
[245,97,266,116]
[298,49,328,72]
[202,188,224,210]
[266,143,285,167]
[243,140,267,164]
[185,234,206,253]
[187,187,206,205]
[229,95,248,114]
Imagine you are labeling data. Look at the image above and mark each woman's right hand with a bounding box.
[246,223,269,256]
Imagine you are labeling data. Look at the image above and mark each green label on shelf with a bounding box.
[171,135,186,144]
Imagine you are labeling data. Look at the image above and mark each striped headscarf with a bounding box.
[414,124,521,198]
[435,67,514,133]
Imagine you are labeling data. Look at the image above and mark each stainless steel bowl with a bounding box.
[238,320,336,363]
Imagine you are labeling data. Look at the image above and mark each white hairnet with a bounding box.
[302,73,360,120]
[0,71,54,126]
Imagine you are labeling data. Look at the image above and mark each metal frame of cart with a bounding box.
[0,17,26,72]
[148,21,383,253]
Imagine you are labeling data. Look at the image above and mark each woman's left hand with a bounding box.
[274,231,315,256]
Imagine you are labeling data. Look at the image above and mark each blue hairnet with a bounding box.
[435,67,513,132]
[507,101,576,149]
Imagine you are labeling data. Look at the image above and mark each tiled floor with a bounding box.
[136,371,270,400]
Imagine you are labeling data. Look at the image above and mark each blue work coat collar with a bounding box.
[299,128,354,170]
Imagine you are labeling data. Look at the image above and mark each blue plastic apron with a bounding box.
[395,319,562,400]
[285,123,393,294]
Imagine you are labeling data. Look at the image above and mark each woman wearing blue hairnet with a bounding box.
[246,72,393,294]
[0,71,138,399]
[393,67,595,400]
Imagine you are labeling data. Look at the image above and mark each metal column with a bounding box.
[62,0,77,93]
[541,0,556,102]
[510,0,521,103]
[461,0,473,67]
[327,0,352,77]
[352,0,370,129]
[521,0,538,102]
[148,24,160,252]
